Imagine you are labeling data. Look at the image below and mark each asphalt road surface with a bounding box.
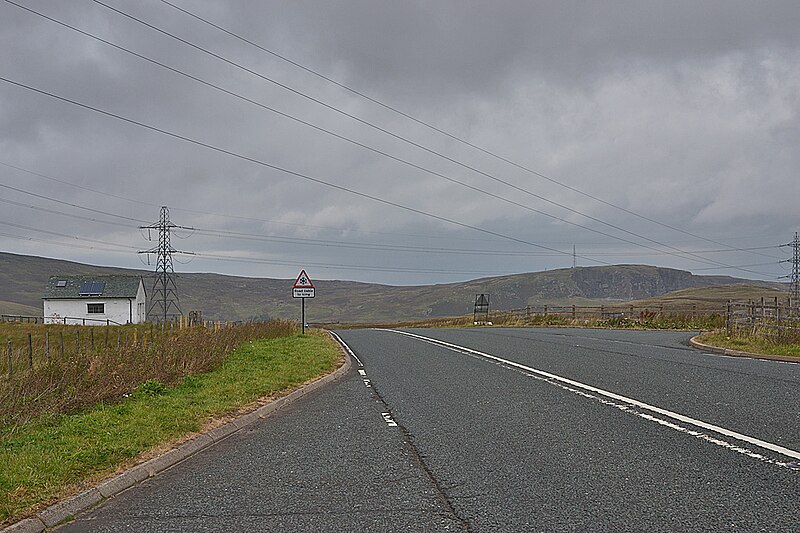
[58,328,799,532]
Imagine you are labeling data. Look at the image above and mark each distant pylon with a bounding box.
[138,206,190,323]
[791,232,800,303]
[573,244,577,269]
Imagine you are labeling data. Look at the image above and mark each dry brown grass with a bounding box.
[0,321,296,427]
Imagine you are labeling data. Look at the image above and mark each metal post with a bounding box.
[60,331,64,358]
[726,300,733,336]
[28,333,33,369]
[45,331,50,362]
[76,330,80,354]
[91,329,95,351]
[7,340,11,376]
[301,297,305,335]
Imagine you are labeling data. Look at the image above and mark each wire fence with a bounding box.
[1,314,121,325]
[0,317,241,378]
[726,298,800,338]
[493,303,724,323]
[0,320,296,426]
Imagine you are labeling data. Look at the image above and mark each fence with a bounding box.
[492,303,724,323]
[726,298,800,338]
[0,318,235,378]
[1,314,121,325]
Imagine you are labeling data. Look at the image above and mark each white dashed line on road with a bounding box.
[382,412,398,427]
[386,329,800,469]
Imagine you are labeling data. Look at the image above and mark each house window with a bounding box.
[87,303,105,314]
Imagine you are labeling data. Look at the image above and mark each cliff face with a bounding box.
[570,266,703,300]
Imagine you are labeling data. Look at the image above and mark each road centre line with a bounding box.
[385,329,800,465]
[382,412,398,427]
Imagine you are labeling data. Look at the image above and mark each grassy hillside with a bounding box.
[0,252,784,323]
[621,285,789,310]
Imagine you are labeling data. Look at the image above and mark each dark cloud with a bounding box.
[0,0,798,285]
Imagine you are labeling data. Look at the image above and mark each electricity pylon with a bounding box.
[139,206,190,323]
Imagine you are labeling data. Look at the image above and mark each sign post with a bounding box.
[292,270,315,335]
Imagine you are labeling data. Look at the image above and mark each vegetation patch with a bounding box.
[695,331,800,359]
[0,328,340,524]
[339,312,724,331]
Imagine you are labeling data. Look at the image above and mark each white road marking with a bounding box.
[382,412,398,427]
[329,331,364,367]
[385,329,800,467]
[358,369,367,376]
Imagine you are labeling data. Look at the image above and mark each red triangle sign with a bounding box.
[293,270,314,289]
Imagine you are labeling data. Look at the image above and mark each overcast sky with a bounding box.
[1,0,798,285]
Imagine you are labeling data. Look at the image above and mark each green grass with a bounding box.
[0,332,341,524]
[696,331,800,358]
[338,311,723,331]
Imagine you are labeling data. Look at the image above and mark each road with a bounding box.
[57,328,799,532]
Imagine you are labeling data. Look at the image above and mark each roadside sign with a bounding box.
[293,287,315,298]
[293,270,315,335]
[293,269,315,299]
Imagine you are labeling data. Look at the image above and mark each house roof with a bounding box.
[43,275,144,300]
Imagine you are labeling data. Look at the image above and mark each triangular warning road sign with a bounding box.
[293,269,314,289]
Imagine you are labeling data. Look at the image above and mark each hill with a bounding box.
[0,252,784,323]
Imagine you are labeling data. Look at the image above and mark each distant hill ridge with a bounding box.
[0,252,780,323]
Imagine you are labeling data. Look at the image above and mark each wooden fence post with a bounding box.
[725,300,731,336]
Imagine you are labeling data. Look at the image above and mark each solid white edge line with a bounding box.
[385,329,800,462]
[330,331,363,367]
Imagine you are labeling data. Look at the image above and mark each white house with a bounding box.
[43,275,146,325]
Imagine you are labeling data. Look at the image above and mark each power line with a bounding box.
[0,219,139,251]
[5,1,740,271]
[0,74,618,269]
[0,225,535,276]
[0,231,140,255]
[0,160,496,243]
[9,1,776,274]
[0,187,785,265]
[155,0,782,260]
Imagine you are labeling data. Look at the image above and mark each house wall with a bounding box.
[136,281,146,323]
[44,298,141,325]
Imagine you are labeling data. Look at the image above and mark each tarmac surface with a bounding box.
[56,328,799,532]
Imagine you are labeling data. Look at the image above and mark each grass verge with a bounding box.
[337,313,723,331]
[0,331,341,524]
[695,331,800,358]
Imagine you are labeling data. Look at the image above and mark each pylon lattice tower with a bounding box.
[139,206,187,323]
[791,232,800,303]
